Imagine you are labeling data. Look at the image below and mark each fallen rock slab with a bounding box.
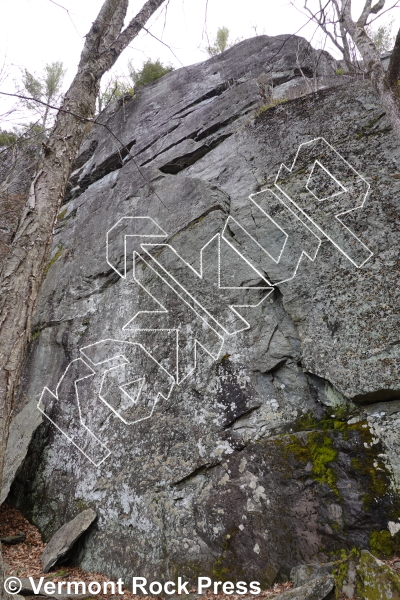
[19,577,97,599]
[19,578,46,596]
[272,575,334,599]
[0,533,26,544]
[0,398,42,505]
[19,578,51,597]
[357,549,400,600]
[40,509,97,573]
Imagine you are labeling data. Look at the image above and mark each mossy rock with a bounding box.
[357,549,400,599]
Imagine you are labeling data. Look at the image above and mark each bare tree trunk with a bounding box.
[340,1,400,140]
[0,67,98,496]
[0,0,167,504]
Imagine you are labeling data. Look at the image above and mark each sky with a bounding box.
[1,0,399,127]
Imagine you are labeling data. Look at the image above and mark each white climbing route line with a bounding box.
[39,137,373,464]
[274,137,373,268]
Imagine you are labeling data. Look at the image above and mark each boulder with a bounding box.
[357,550,400,600]
[273,575,334,599]
[40,509,97,573]
[290,562,338,587]
[0,398,42,505]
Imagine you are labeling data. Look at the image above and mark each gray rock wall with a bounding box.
[7,35,400,586]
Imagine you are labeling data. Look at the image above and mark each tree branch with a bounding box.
[332,0,351,56]
[79,0,126,66]
[357,0,385,26]
[304,0,345,54]
[370,0,386,13]
[358,0,373,26]
[107,0,167,66]
[341,0,353,23]
[141,25,192,75]
[367,1,400,24]
[98,0,129,54]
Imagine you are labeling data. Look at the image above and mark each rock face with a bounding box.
[0,143,38,265]
[40,509,97,573]
[6,34,400,587]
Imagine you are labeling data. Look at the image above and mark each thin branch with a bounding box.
[303,0,346,53]
[49,0,82,39]
[0,91,87,122]
[202,0,212,49]
[333,0,353,65]
[141,26,192,75]
[161,0,171,35]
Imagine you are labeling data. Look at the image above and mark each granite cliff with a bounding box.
[3,34,400,588]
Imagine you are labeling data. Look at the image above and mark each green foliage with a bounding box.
[335,68,345,75]
[0,129,18,146]
[130,59,173,87]
[0,122,45,150]
[334,556,349,598]
[19,61,66,130]
[311,433,339,493]
[22,69,42,101]
[206,26,232,56]
[292,408,353,433]
[22,61,65,103]
[97,79,134,112]
[97,59,173,112]
[43,62,65,100]
[367,18,394,53]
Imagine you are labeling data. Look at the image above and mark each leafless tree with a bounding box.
[302,0,358,71]
[0,1,167,594]
[302,0,400,139]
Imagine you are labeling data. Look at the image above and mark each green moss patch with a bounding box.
[44,245,63,274]
[287,431,339,496]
